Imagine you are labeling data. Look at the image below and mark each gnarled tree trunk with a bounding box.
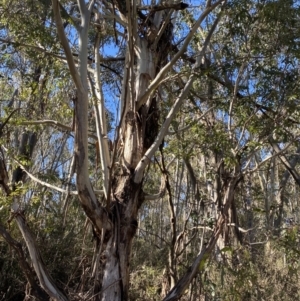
[100,6,174,299]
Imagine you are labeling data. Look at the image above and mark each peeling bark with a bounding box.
[50,0,226,300]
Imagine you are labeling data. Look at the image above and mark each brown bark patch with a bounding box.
[123,111,142,170]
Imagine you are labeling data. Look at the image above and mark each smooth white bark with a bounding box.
[93,23,111,198]
[12,203,68,301]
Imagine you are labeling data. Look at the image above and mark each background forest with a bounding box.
[1,0,300,300]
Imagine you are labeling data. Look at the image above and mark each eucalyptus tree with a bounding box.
[51,1,229,300]
[0,0,228,300]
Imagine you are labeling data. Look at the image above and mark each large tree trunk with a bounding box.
[100,7,173,298]
[101,177,142,300]
[50,0,224,300]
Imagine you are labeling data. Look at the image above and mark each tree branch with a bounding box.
[52,0,83,92]
[92,20,111,199]
[137,2,189,12]
[271,141,300,186]
[20,119,97,140]
[136,0,224,109]
[0,223,49,301]
[134,13,222,183]
[11,204,68,301]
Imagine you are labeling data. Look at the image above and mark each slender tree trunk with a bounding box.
[163,167,241,301]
